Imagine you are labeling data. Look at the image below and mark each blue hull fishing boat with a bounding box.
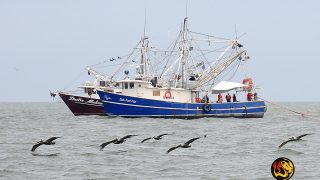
[97,91,266,118]
[97,17,267,119]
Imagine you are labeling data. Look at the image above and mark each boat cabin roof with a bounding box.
[117,79,150,84]
[78,85,95,89]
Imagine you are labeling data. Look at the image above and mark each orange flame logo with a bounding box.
[271,157,295,180]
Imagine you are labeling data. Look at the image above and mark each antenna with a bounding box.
[234,24,238,39]
[143,7,147,37]
[185,0,188,17]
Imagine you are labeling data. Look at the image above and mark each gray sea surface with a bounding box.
[0,102,319,180]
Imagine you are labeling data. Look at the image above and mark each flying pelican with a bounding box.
[31,137,61,152]
[100,135,138,151]
[141,133,171,143]
[166,135,206,154]
[278,133,313,149]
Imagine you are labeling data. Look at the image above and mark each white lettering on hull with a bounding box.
[119,98,137,104]
[69,96,102,105]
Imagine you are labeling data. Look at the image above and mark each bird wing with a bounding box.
[46,137,61,143]
[278,139,295,149]
[184,137,200,146]
[119,135,138,141]
[296,133,313,139]
[31,141,45,152]
[99,139,116,150]
[157,133,170,138]
[166,145,181,154]
[141,137,152,143]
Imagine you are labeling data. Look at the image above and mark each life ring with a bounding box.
[164,90,172,99]
[242,78,253,91]
[203,104,211,112]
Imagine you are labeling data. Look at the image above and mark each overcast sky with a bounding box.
[1,0,319,102]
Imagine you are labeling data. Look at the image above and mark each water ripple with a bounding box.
[0,102,319,179]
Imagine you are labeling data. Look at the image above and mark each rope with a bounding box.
[258,97,305,116]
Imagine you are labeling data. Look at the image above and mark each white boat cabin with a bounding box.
[116,79,201,103]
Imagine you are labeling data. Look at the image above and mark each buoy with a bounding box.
[242,78,253,91]
[164,90,172,99]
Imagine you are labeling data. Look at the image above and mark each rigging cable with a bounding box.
[258,97,306,116]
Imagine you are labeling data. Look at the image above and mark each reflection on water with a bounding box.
[31,153,60,157]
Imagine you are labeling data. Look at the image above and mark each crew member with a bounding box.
[226,93,231,102]
[232,93,237,102]
[217,93,223,103]
[254,92,258,101]
[247,92,253,101]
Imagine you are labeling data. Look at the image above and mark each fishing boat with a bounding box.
[57,67,113,116]
[97,17,267,118]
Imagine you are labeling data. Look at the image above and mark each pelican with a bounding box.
[278,133,313,149]
[141,133,171,143]
[166,135,206,154]
[31,137,61,152]
[100,135,138,150]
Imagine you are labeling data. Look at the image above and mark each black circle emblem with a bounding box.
[271,157,295,180]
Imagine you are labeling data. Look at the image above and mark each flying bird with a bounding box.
[100,134,138,151]
[109,58,116,61]
[166,135,206,154]
[278,133,313,149]
[141,133,170,143]
[49,91,56,100]
[31,137,61,152]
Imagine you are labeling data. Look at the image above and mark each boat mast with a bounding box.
[139,9,150,80]
[140,37,147,78]
[180,17,189,88]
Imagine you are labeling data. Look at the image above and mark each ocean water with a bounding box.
[0,102,319,180]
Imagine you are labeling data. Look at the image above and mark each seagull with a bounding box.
[237,43,243,48]
[166,135,206,154]
[100,135,138,151]
[31,137,61,152]
[278,133,313,149]
[141,133,171,143]
[49,90,56,99]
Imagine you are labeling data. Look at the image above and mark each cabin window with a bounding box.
[85,88,95,95]
[84,88,93,93]
[129,82,134,89]
[124,82,128,89]
[153,90,160,96]
[99,81,106,87]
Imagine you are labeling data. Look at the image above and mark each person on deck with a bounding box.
[226,93,231,102]
[201,95,209,103]
[233,93,237,102]
[247,92,253,101]
[254,92,258,101]
[217,93,223,103]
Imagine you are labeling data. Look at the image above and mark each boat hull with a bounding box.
[59,92,106,116]
[97,90,266,119]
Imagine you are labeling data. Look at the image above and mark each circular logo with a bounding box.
[271,157,295,180]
